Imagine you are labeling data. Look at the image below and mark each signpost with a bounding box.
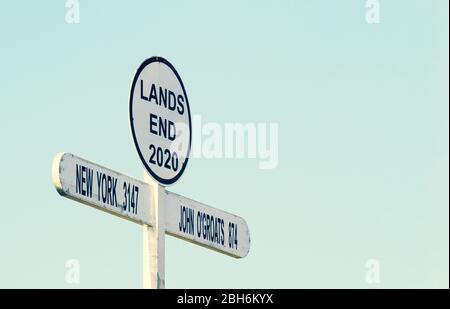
[165,191,250,258]
[52,57,250,289]
[129,57,192,186]
[52,152,152,226]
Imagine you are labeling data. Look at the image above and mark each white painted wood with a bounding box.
[52,152,153,226]
[129,57,192,186]
[165,191,251,258]
[53,151,251,288]
[143,173,165,289]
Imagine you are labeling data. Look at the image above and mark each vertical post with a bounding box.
[143,172,165,289]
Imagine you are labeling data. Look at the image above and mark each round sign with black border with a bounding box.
[129,57,192,186]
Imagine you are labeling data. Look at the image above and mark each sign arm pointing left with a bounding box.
[52,152,154,226]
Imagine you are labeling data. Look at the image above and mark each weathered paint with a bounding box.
[53,152,250,288]
[143,173,165,289]
[52,152,153,226]
[165,191,251,258]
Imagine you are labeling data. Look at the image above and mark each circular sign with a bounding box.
[129,57,192,186]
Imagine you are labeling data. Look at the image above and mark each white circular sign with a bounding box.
[129,57,192,186]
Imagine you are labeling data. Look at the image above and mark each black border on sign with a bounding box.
[129,57,192,186]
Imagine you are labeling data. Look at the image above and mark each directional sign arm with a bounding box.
[165,191,251,258]
[52,152,153,226]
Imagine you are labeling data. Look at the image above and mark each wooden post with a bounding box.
[143,173,165,289]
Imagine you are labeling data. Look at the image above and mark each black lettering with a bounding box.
[149,113,158,135]
[168,121,176,141]
[140,80,149,101]
[81,166,86,196]
[107,175,112,205]
[202,213,207,239]
[112,178,117,207]
[101,174,107,203]
[158,117,167,138]
[179,206,184,232]
[76,164,82,195]
[86,167,93,198]
[197,212,202,238]
[159,87,167,108]
[177,95,185,115]
[96,171,101,201]
[168,90,176,111]
[149,83,158,104]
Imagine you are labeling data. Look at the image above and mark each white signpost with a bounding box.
[165,191,250,258]
[52,57,250,289]
[52,152,153,226]
[129,57,192,186]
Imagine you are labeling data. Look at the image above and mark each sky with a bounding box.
[0,0,448,288]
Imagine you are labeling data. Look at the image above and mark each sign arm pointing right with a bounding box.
[165,191,251,259]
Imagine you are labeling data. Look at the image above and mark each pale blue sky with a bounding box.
[0,1,448,288]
